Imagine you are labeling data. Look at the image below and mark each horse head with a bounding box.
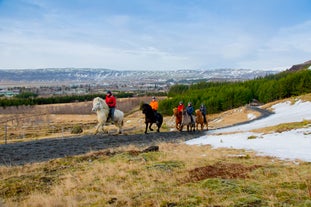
[173,108,178,116]
[141,103,152,115]
[195,109,202,116]
[92,97,109,112]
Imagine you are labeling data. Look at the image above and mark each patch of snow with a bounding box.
[186,99,311,162]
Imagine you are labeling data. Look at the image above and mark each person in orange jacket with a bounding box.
[149,96,158,112]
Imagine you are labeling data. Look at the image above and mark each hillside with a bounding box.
[287,60,311,71]
[1,94,311,207]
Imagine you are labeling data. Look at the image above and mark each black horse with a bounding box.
[141,103,163,134]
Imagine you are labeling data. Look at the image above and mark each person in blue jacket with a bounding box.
[186,102,194,124]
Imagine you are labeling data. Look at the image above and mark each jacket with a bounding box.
[186,105,194,115]
[149,100,158,111]
[177,104,184,112]
[105,95,116,108]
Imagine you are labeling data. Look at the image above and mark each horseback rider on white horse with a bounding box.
[105,90,116,124]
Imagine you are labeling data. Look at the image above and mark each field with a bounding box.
[0,95,311,206]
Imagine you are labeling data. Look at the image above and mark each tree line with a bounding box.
[158,69,311,115]
[0,92,134,108]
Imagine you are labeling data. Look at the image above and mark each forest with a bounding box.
[0,92,134,108]
[159,68,311,115]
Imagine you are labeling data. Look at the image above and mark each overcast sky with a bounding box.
[0,0,311,71]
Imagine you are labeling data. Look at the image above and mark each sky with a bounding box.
[186,100,311,162]
[0,0,311,71]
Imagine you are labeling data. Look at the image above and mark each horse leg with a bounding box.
[179,123,183,132]
[149,123,154,131]
[95,123,103,134]
[145,122,149,134]
[115,122,122,134]
[95,123,101,134]
[156,123,160,132]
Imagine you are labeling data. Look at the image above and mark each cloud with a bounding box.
[1,0,311,70]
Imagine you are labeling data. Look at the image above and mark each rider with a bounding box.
[105,90,116,123]
[186,102,195,124]
[177,101,184,113]
[149,96,159,124]
[149,96,158,113]
[200,103,207,123]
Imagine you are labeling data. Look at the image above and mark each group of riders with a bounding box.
[104,90,207,125]
[176,101,207,124]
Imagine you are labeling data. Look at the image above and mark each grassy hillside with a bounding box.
[1,94,311,206]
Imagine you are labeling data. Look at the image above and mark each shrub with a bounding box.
[71,125,83,134]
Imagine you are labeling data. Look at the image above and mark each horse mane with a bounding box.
[94,97,109,110]
[142,103,152,112]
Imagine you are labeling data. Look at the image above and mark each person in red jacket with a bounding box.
[177,101,184,113]
[105,90,116,123]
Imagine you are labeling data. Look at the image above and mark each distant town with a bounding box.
[0,68,279,97]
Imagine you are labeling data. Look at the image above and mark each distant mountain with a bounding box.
[0,68,279,86]
[287,60,311,72]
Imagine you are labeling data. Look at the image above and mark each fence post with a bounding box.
[4,123,7,144]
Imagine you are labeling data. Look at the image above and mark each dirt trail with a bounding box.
[0,105,273,166]
[0,131,205,166]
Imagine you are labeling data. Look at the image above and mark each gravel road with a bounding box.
[0,131,206,166]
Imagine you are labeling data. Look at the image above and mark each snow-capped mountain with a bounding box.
[0,68,279,85]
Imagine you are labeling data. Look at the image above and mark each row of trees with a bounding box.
[159,69,311,115]
[0,92,134,108]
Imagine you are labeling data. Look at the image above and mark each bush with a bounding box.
[71,125,83,134]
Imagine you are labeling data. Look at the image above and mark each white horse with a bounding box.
[92,97,124,134]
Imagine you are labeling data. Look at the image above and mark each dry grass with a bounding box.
[1,143,311,206]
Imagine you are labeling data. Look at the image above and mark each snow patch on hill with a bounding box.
[186,99,311,162]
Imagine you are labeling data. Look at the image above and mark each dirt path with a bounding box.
[0,131,206,166]
[0,105,274,166]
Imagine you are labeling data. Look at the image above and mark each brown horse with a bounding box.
[180,110,195,132]
[195,109,208,131]
[173,107,182,130]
